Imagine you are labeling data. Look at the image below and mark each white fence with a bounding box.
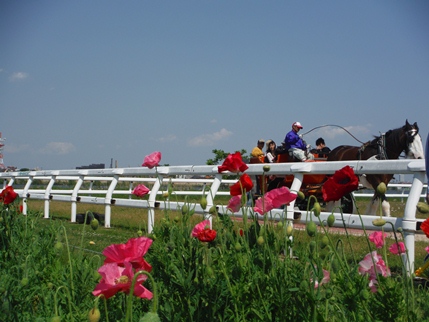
[1,159,427,274]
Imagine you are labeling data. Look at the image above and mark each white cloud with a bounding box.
[9,72,29,82]
[188,128,233,147]
[40,142,76,155]
[157,134,177,143]
[310,124,371,141]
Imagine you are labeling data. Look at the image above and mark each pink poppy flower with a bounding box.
[425,245,429,254]
[311,268,330,289]
[230,174,254,196]
[103,237,153,272]
[92,262,153,299]
[227,195,242,213]
[132,184,150,198]
[358,251,390,293]
[389,242,406,255]
[142,151,161,169]
[369,231,387,249]
[254,197,274,215]
[322,165,359,202]
[218,152,248,173]
[192,220,217,242]
[254,187,297,215]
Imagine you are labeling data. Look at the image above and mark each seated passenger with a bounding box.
[311,137,331,158]
[284,122,314,161]
[251,139,265,159]
[264,139,277,163]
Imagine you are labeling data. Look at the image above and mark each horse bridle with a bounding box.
[404,127,418,155]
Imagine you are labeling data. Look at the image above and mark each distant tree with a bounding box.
[206,149,248,165]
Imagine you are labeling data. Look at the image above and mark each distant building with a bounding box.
[76,163,105,170]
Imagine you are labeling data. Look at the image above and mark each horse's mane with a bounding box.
[364,126,405,149]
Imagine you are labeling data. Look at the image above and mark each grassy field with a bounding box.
[24,197,429,272]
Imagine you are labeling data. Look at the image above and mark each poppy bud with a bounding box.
[286,225,293,236]
[162,192,169,199]
[90,218,99,231]
[417,202,429,214]
[313,202,321,217]
[51,316,61,322]
[257,236,264,245]
[54,241,63,252]
[372,218,386,227]
[181,205,189,215]
[209,205,217,215]
[320,235,329,248]
[306,221,317,237]
[376,182,387,195]
[327,214,335,227]
[263,165,270,172]
[21,277,29,286]
[200,196,207,209]
[139,312,161,322]
[297,191,305,200]
[277,221,283,229]
[137,230,143,237]
[88,307,101,322]
[234,242,242,251]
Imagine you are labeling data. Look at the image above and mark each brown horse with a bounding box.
[327,120,424,216]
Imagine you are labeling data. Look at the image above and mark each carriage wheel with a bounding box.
[340,193,354,214]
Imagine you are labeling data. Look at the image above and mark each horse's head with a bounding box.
[404,120,424,159]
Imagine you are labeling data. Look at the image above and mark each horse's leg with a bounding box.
[325,200,340,213]
[365,194,379,216]
[380,194,390,217]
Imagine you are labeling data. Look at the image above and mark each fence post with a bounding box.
[21,175,34,215]
[70,176,84,223]
[287,173,304,257]
[147,177,162,234]
[104,175,119,228]
[402,171,425,275]
[206,174,222,227]
[44,175,57,219]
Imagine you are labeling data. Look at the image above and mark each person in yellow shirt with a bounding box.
[251,139,265,158]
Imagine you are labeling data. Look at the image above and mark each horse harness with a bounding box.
[358,133,388,161]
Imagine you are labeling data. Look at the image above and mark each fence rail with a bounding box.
[1,159,427,274]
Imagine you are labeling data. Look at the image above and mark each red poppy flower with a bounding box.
[103,237,153,272]
[421,218,429,238]
[230,174,253,196]
[142,151,161,169]
[92,261,153,300]
[192,220,217,242]
[218,152,248,173]
[0,186,18,205]
[322,165,359,202]
[196,229,217,242]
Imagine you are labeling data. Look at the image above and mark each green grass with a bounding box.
[24,197,429,272]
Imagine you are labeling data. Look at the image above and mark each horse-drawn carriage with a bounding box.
[250,152,332,211]
[250,120,424,214]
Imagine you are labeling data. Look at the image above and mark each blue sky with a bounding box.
[1,1,428,170]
